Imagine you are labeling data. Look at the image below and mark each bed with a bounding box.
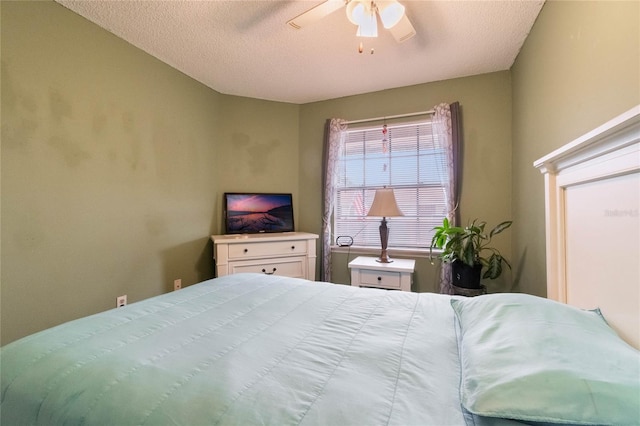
[2,107,639,425]
[1,274,640,425]
[2,273,638,426]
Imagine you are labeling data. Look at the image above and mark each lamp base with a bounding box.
[377,218,393,263]
[376,249,393,263]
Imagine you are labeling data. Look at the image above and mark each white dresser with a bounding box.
[211,232,319,280]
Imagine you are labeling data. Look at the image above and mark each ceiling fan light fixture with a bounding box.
[288,0,416,44]
[378,1,405,29]
[356,10,378,37]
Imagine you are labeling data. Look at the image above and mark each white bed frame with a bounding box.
[534,105,640,349]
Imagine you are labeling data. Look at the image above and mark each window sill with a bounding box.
[330,245,442,259]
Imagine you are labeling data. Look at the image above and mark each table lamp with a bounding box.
[367,188,403,263]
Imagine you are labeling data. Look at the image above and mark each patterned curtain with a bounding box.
[432,102,461,294]
[321,118,347,282]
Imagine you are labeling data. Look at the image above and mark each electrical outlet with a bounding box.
[174,279,182,291]
[116,295,127,308]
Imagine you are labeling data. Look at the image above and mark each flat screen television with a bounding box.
[224,193,295,234]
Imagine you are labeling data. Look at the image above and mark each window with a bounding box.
[334,119,450,249]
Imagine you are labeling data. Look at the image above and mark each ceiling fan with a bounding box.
[287,0,416,43]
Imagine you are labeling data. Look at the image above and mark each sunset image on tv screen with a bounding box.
[225,194,294,234]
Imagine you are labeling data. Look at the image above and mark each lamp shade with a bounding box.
[347,0,378,37]
[356,16,378,37]
[378,1,405,29]
[346,0,365,25]
[367,188,403,217]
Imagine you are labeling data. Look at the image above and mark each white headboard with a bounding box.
[534,106,640,349]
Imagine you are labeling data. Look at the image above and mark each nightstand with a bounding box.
[348,256,415,292]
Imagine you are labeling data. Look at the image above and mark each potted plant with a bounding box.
[430,218,512,292]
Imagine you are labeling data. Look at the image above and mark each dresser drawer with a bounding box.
[228,240,308,260]
[358,270,402,289]
[228,257,306,278]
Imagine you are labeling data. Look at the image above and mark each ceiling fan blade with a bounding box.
[287,0,345,30]
[389,14,416,42]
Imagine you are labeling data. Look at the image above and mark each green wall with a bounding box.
[215,94,300,227]
[1,1,224,344]
[511,0,640,297]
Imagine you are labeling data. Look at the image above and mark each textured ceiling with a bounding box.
[55,0,545,104]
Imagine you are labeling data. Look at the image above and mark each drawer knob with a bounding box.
[262,268,277,275]
[291,245,295,250]
[244,248,248,253]
[377,276,382,281]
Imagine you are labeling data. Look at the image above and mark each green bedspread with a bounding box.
[4,274,636,425]
[1,274,465,425]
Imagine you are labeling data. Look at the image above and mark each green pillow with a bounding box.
[451,293,640,425]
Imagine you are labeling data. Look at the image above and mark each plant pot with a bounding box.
[452,260,483,289]
[452,284,487,297]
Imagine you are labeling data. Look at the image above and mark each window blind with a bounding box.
[334,119,450,248]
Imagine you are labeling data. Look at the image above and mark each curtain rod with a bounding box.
[344,109,435,125]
